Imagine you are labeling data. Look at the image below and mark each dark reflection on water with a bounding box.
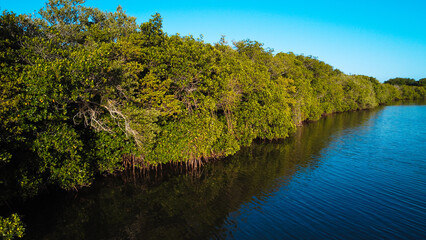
[23,102,426,239]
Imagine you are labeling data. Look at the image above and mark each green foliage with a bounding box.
[148,112,224,164]
[0,1,143,200]
[418,78,426,86]
[399,85,421,100]
[32,123,91,190]
[0,214,24,239]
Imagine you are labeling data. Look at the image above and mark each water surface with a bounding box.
[23,102,426,239]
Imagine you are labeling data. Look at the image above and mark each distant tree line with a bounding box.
[384,77,426,86]
[1,0,426,237]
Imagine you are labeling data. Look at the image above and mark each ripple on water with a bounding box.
[221,104,426,239]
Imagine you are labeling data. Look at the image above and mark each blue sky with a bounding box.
[1,0,425,82]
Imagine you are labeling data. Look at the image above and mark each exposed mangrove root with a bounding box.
[121,154,210,182]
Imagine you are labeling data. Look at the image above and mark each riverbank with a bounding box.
[16,101,426,239]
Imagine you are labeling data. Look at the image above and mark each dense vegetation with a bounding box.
[1,0,425,238]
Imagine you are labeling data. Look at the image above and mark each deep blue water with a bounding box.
[221,104,426,239]
[23,102,426,239]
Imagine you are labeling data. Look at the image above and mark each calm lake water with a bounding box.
[23,102,426,239]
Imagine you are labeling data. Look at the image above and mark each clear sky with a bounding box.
[1,0,425,82]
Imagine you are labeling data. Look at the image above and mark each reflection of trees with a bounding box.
[24,109,380,240]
